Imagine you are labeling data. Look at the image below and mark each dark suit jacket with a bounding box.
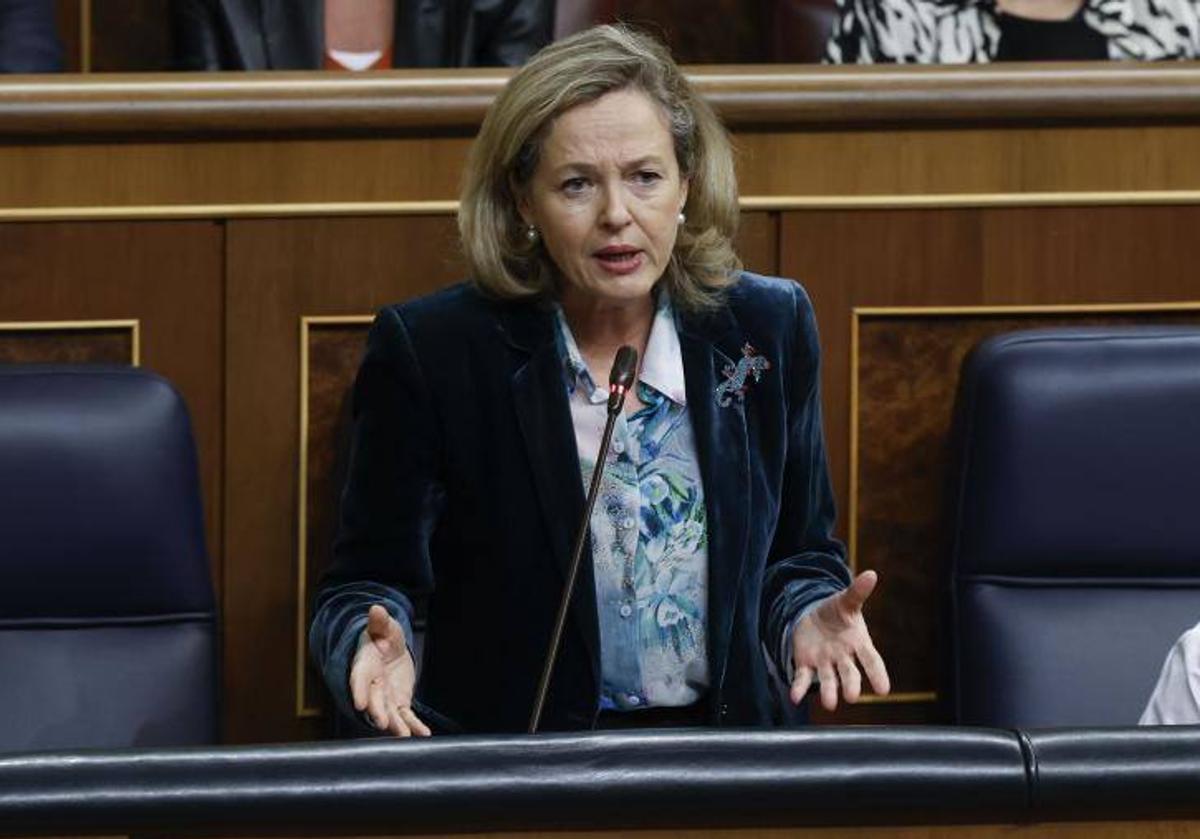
[310,274,851,734]
[0,0,62,73]
[170,0,551,70]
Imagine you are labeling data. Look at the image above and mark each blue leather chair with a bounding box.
[0,366,218,750]
[946,327,1200,727]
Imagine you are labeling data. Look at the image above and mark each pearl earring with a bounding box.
[525,225,539,243]
[677,212,686,225]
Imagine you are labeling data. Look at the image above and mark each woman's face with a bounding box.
[518,88,689,308]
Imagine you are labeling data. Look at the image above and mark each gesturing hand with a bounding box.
[789,570,891,711]
[350,604,431,737]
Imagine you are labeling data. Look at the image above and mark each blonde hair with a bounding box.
[458,24,741,312]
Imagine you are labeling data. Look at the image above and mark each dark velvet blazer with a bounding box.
[310,273,850,734]
[170,0,551,70]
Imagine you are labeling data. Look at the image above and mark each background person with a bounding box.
[825,0,1200,63]
[170,0,552,71]
[1141,622,1200,725]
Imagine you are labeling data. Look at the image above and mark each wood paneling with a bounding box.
[6,68,1200,217]
[300,319,371,716]
[733,126,1200,196]
[733,210,779,276]
[5,67,1200,738]
[0,325,131,363]
[980,205,1200,303]
[9,65,1200,137]
[53,0,82,73]
[0,221,224,591]
[8,125,1200,211]
[0,138,473,209]
[224,215,463,743]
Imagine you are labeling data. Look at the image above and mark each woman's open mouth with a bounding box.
[594,247,644,275]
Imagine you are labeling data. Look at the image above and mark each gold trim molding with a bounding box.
[5,190,1200,223]
[739,191,1200,211]
[0,318,140,365]
[848,300,1200,705]
[857,691,935,706]
[296,314,374,719]
[0,201,461,223]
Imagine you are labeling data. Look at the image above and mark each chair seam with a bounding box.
[0,612,216,629]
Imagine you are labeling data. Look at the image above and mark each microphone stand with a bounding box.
[528,347,637,734]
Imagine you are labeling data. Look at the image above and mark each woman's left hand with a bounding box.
[789,570,891,711]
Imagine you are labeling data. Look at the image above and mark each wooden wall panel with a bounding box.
[733,126,1200,197]
[0,138,474,210]
[6,68,1200,740]
[979,205,1200,303]
[224,215,463,743]
[0,221,224,591]
[782,204,1200,724]
[53,0,82,73]
[12,125,1200,211]
[300,319,371,716]
[0,325,131,363]
[735,211,780,277]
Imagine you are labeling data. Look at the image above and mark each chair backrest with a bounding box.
[0,366,218,751]
[946,327,1200,727]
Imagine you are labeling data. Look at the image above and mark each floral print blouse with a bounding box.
[554,293,710,711]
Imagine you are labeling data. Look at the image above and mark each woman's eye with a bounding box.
[634,170,663,186]
[561,177,589,194]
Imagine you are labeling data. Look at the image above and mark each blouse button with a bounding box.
[620,516,635,530]
[627,695,641,706]
[619,602,633,618]
[612,440,625,455]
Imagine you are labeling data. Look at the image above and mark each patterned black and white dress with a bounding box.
[826,0,1200,62]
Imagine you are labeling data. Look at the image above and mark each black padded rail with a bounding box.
[0,728,1026,835]
[1024,727,1200,821]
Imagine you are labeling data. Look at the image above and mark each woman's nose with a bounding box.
[599,186,633,229]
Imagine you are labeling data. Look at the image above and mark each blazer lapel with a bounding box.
[499,302,600,683]
[678,304,751,700]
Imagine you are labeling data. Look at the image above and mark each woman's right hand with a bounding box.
[350,604,431,737]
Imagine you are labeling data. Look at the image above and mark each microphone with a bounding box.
[529,344,638,733]
[607,345,638,414]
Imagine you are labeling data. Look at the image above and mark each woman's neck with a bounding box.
[560,290,654,410]
[559,290,655,359]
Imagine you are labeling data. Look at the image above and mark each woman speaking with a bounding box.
[309,25,890,736]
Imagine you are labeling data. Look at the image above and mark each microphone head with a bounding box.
[610,345,638,391]
[607,345,638,413]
